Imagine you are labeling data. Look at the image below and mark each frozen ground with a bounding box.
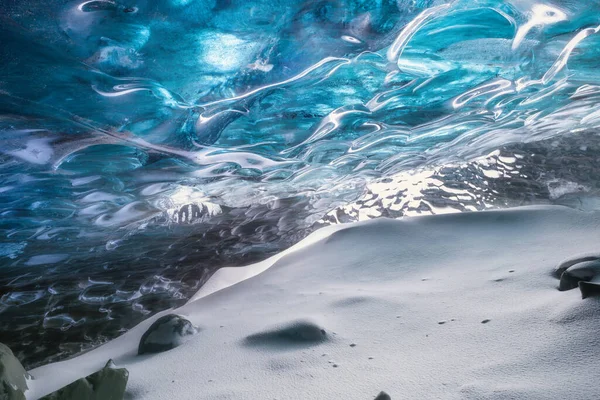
[28,206,600,399]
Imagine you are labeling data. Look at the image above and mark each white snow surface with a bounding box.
[28,206,600,399]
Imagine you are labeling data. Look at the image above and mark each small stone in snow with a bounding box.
[374,391,392,400]
[138,314,196,355]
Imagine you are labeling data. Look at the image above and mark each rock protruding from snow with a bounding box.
[554,254,600,296]
[374,391,391,400]
[559,260,600,291]
[138,314,197,355]
[578,281,600,299]
[553,253,600,278]
[244,320,328,348]
[0,342,29,400]
[40,359,128,400]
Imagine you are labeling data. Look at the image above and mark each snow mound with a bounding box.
[28,206,600,400]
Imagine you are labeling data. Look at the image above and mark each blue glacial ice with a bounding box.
[3,0,600,368]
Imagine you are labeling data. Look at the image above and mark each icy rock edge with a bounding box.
[40,360,128,400]
[0,342,30,400]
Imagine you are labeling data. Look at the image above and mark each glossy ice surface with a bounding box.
[2,0,600,368]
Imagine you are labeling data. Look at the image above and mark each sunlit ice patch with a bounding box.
[151,185,223,224]
[198,31,261,72]
[396,54,455,77]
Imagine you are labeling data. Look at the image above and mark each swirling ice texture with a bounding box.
[3,0,600,367]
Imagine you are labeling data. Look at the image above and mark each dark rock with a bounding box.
[244,320,328,348]
[554,254,600,278]
[579,281,600,299]
[138,314,197,355]
[559,260,600,291]
[0,342,29,400]
[374,391,392,400]
[40,360,128,400]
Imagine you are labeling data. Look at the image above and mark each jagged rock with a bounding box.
[40,360,128,400]
[374,391,391,400]
[0,342,29,400]
[138,314,197,355]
